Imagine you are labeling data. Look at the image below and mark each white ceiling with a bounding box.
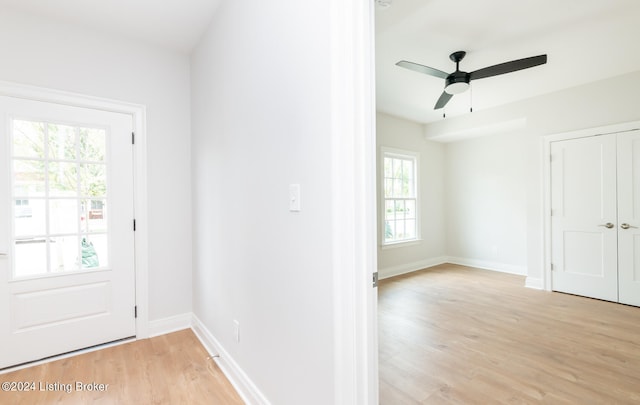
[0,0,222,54]
[376,0,640,123]
[2,0,639,120]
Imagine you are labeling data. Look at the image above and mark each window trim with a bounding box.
[380,146,420,247]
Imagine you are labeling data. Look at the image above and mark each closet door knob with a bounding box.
[598,223,614,229]
[620,223,638,229]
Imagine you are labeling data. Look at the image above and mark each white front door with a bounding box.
[617,130,640,306]
[550,134,619,301]
[0,96,136,369]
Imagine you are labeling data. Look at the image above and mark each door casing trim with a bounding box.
[0,80,149,339]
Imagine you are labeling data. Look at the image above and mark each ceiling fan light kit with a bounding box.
[444,76,470,94]
[396,50,547,110]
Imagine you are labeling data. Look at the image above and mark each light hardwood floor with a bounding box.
[0,329,243,404]
[378,264,640,404]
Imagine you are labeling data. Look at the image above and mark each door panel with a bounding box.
[13,281,109,331]
[0,96,135,368]
[617,130,640,306]
[550,134,619,301]
[562,231,605,276]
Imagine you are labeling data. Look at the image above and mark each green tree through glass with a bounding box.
[13,122,106,198]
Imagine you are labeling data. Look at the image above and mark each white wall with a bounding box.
[0,9,193,321]
[376,113,526,277]
[190,1,335,403]
[376,113,446,278]
[444,132,528,274]
[424,70,640,285]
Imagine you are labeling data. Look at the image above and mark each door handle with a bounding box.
[598,223,615,229]
[621,223,638,230]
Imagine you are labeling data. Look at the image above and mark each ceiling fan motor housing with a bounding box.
[445,71,470,94]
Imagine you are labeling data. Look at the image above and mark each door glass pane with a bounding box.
[83,199,107,233]
[50,236,79,272]
[49,199,78,234]
[91,234,108,267]
[12,120,45,159]
[10,119,110,278]
[80,128,106,162]
[14,240,47,277]
[81,164,107,197]
[13,160,46,197]
[49,162,78,197]
[81,235,106,269]
[14,198,46,237]
[48,124,76,160]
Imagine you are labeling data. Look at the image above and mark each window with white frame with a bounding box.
[382,149,418,245]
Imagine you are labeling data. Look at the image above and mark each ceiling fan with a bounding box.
[396,51,547,110]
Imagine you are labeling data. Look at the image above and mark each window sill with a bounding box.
[381,239,422,250]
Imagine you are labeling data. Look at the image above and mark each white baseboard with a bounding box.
[148,313,192,337]
[191,315,270,405]
[446,256,527,276]
[525,277,544,290]
[378,256,447,280]
[378,256,528,280]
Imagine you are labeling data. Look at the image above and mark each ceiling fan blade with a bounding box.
[469,54,547,80]
[396,60,449,79]
[434,91,453,109]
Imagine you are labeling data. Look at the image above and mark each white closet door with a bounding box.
[617,130,640,306]
[550,134,619,302]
